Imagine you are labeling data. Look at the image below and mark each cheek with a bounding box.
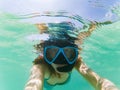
[51,63,60,73]
[51,63,57,69]
[51,63,67,73]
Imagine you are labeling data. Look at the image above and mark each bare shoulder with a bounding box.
[34,56,53,78]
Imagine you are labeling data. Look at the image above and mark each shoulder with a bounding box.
[33,56,53,79]
[33,56,45,64]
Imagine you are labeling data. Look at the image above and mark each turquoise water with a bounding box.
[0,6,120,90]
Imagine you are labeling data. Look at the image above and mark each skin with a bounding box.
[25,21,118,90]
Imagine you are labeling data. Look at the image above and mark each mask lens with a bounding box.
[63,47,78,62]
[45,46,59,62]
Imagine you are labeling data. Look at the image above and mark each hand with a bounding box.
[35,23,48,33]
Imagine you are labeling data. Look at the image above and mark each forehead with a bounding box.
[43,39,77,48]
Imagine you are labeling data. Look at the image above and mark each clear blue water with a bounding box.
[0,3,120,90]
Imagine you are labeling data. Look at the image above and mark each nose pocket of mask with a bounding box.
[53,52,68,64]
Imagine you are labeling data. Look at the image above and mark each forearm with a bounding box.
[75,58,100,87]
[75,58,118,90]
[25,64,45,90]
[76,22,97,45]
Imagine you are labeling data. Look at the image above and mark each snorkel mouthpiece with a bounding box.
[56,63,75,72]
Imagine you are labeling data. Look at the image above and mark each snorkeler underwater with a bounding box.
[22,12,119,90]
[0,0,120,90]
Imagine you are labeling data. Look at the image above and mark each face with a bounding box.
[43,40,78,73]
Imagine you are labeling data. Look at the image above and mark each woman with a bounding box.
[24,21,118,90]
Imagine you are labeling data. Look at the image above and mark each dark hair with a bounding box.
[43,37,78,48]
[34,21,79,72]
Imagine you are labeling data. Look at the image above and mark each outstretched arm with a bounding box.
[25,57,45,90]
[76,22,97,44]
[76,21,112,44]
[75,57,119,90]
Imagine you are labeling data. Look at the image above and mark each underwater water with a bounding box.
[1,2,120,90]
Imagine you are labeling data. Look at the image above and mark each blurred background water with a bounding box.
[0,0,120,90]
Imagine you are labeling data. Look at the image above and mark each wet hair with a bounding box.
[34,21,79,72]
[43,38,78,48]
[43,38,78,72]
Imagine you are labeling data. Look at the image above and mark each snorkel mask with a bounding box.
[43,39,79,72]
